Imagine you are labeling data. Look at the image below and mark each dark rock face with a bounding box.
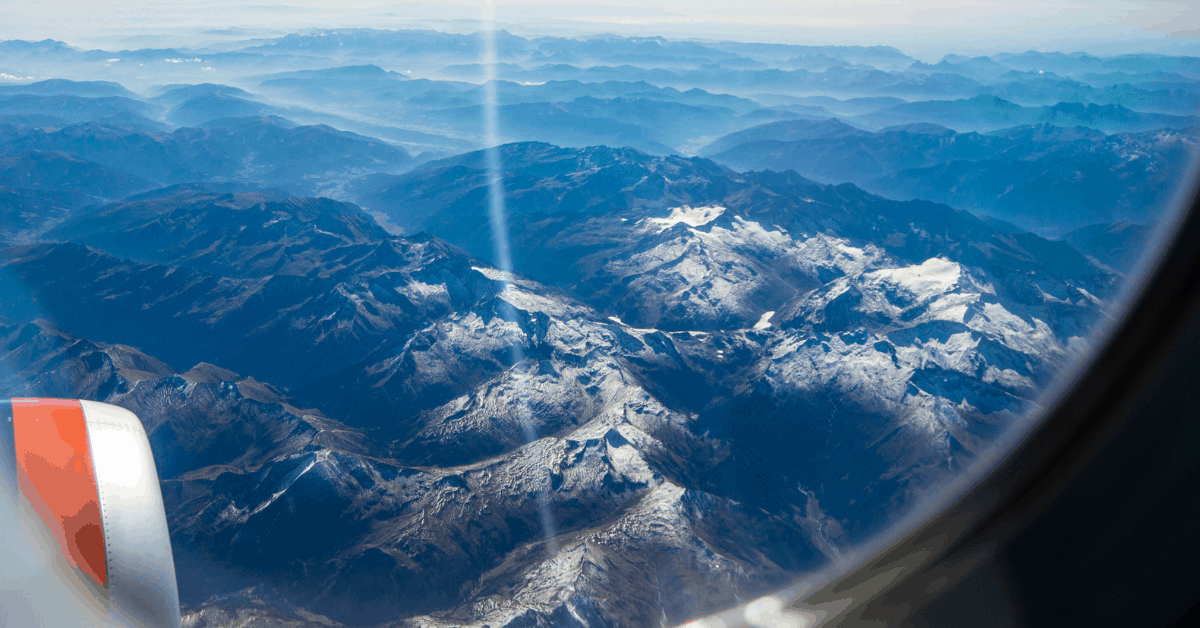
[0,143,1113,627]
[1062,220,1154,271]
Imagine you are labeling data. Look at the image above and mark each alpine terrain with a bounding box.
[0,22,1191,628]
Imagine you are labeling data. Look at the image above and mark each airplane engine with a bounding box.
[1,399,181,628]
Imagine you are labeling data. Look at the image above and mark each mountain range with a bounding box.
[1,140,1116,626]
[0,114,414,202]
[0,25,1192,628]
[700,118,1197,236]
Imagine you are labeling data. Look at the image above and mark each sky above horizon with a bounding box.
[2,1,1200,60]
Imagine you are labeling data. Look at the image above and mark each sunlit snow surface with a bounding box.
[865,257,961,297]
[597,208,1087,446]
[753,311,776,330]
[649,205,727,231]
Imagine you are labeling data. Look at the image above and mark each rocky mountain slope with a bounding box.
[0,142,1116,626]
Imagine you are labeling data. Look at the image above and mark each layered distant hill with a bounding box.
[702,118,1197,236]
[0,114,415,207]
[1063,220,1155,271]
[849,95,1197,132]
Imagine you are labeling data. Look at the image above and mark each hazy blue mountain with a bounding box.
[738,107,818,124]
[0,78,138,98]
[150,82,256,106]
[699,118,869,155]
[49,192,390,278]
[992,51,1200,78]
[252,66,479,148]
[422,100,677,154]
[182,80,477,157]
[704,119,1194,235]
[257,71,471,109]
[0,150,154,199]
[172,116,415,188]
[705,42,916,71]
[531,35,743,68]
[991,51,1113,76]
[1077,70,1200,88]
[704,119,1021,179]
[0,115,414,192]
[532,63,680,86]
[478,79,763,113]
[167,93,278,126]
[1062,220,1154,271]
[782,53,857,72]
[864,127,1194,236]
[0,38,83,62]
[82,112,172,133]
[982,76,1101,105]
[908,55,1011,82]
[853,94,1198,132]
[751,94,906,117]
[0,93,158,124]
[559,96,735,144]
[0,186,84,242]
[411,92,802,153]
[255,63,410,83]
[437,61,525,80]
[269,111,474,159]
[471,64,976,100]
[0,114,69,126]
[242,29,529,63]
[974,76,1200,113]
[875,72,984,98]
[1084,83,1200,115]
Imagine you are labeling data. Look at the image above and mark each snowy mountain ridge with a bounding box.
[0,145,1114,627]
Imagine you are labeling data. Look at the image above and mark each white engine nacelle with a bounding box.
[1,399,181,628]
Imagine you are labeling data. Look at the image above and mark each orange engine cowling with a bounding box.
[1,399,181,628]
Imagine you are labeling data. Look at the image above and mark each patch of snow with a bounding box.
[649,205,725,232]
[867,257,960,297]
[472,266,513,282]
[753,311,775,330]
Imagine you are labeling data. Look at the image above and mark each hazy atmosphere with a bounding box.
[5,1,1200,58]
